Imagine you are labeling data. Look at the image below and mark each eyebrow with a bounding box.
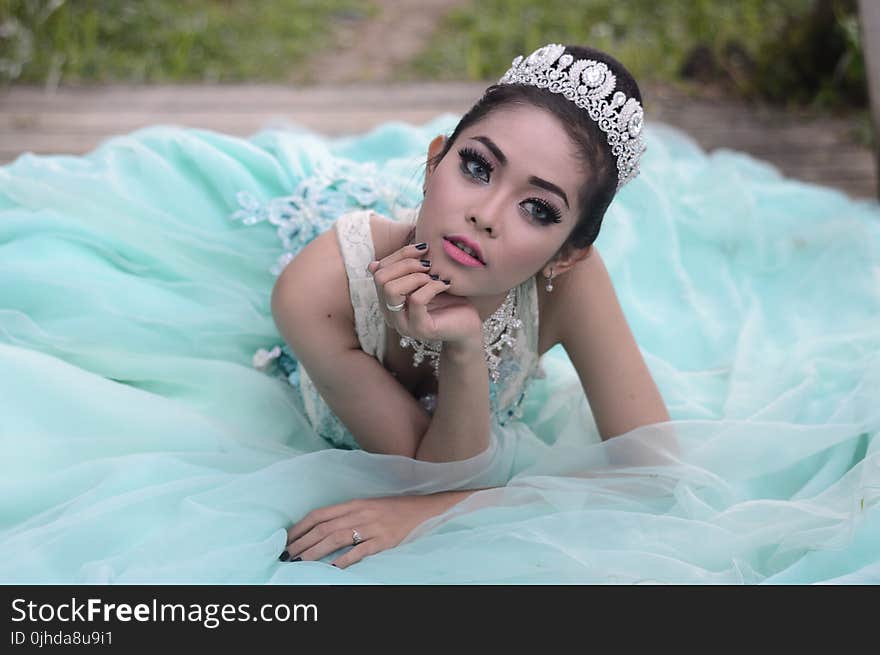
[469,135,570,209]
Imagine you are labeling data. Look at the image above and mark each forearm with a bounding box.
[415,341,491,462]
[424,487,488,513]
[586,340,671,442]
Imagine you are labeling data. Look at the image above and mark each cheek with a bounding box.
[500,237,555,278]
[427,165,462,204]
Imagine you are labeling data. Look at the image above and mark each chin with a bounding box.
[445,282,497,298]
[438,283,466,296]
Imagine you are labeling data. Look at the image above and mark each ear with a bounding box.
[542,243,593,279]
[423,135,448,191]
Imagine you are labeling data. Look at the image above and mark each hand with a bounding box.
[367,242,482,347]
[281,492,468,568]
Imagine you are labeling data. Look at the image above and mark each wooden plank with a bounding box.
[0,82,488,112]
[858,0,880,197]
[0,109,464,133]
[0,108,854,143]
[1,81,875,199]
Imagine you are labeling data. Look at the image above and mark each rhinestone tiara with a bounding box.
[497,43,646,190]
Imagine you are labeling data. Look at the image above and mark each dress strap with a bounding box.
[333,210,386,361]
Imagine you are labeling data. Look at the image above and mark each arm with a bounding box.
[555,247,671,442]
[271,228,432,458]
[272,228,491,461]
[415,339,491,462]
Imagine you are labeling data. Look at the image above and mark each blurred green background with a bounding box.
[0,0,378,83]
[0,0,867,111]
[407,0,867,110]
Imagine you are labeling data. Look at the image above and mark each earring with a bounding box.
[545,269,554,293]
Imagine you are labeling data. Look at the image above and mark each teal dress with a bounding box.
[1,115,879,583]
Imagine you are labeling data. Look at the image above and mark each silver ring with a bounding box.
[352,529,363,546]
[385,300,406,313]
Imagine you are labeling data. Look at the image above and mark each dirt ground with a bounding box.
[296,0,468,84]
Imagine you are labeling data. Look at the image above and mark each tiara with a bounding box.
[497,43,646,190]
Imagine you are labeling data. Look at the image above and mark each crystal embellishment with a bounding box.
[497,43,646,189]
[398,287,522,383]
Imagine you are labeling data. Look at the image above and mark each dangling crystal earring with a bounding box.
[545,268,554,292]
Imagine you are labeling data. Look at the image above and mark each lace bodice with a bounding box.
[256,208,545,449]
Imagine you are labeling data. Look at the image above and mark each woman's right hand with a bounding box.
[281,489,480,568]
[367,242,483,348]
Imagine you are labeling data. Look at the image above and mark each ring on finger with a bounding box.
[352,529,364,546]
[385,300,406,312]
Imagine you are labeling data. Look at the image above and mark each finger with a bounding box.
[372,257,433,290]
[406,278,452,331]
[297,524,371,562]
[286,516,366,561]
[331,539,383,569]
[370,242,429,274]
[286,502,356,545]
[383,271,437,302]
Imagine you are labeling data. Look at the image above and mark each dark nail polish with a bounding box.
[292,556,302,562]
[443,279,451,285]
[415,242,428,250]
[429,273,439,280]
[278,550,290,562]
[332,563,338,568]
[420,259,431,267]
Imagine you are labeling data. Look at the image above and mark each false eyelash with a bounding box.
[458,147,494,176]
[523,197,563,224]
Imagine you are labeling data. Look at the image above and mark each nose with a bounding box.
[468,215,493,235]
[468,201,503,236]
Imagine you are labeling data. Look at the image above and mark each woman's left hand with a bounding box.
[367,250,483,348]
[280,492,474,568]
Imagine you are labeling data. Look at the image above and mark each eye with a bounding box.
[458,147,493,183]
[521,197,563,224]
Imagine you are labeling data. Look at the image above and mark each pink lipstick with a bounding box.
[442,236,486,268]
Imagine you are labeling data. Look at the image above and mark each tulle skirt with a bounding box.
[1,113,878,583]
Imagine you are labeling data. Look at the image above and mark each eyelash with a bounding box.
[457,147,563,225]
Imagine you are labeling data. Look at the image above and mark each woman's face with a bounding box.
[415,104,586,299]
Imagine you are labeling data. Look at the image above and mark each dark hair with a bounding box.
[425,45,643,254]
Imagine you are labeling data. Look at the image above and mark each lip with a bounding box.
[443,234,486,266]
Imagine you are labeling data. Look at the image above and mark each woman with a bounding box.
[3,42,876,585]
[274,43,671,565]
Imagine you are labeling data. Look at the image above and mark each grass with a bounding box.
[0,0,377,85]
[0,0,867,116]
[398,0,865,110]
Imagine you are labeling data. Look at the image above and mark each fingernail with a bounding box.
[292,556,302,562]
[429,273,439,280]
[415,242,428,250]
[365,261,375,273]
[278,550,290,562]
[420,259,431,267]
[331,563,338,568]
[443,279,451,285]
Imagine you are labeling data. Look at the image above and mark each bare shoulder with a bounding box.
[271,211,411,352]
[270,216,358,352]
